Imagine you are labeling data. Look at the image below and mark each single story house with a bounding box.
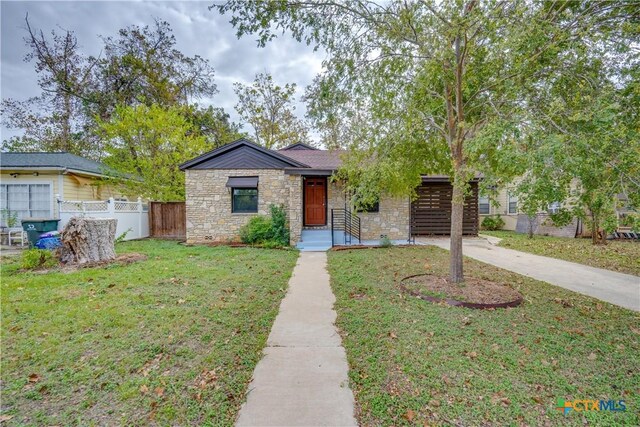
[180,138,479,249]
[0,152,129,225]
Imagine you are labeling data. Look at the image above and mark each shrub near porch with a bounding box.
[328,246,639,426]
[0,240,298,425]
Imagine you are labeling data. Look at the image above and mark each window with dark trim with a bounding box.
[354,194,380,213]
[232,188,258,213]
[479,195,490,214]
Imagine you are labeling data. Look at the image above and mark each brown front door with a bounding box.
[304,177,327,225]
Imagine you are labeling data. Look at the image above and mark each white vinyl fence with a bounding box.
[57,197,149,241]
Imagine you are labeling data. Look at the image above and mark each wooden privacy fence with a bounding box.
[149,202,186,239]
[410,181,479,236]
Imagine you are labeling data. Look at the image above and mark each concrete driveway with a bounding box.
[417,237,640,312]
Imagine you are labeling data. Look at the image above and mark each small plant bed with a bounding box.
[400,274,522,309]
[331,244,412,251]
[183,241,295,250]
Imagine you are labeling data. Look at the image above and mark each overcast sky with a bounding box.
[0,0,326,142]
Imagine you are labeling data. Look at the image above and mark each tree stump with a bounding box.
[59,217,117,265]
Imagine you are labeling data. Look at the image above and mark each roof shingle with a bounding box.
[0,152,112,176]
[277,149,344,170]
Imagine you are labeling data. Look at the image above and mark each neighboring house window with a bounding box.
[548,201,561,214]
[479,195,490,214]
[232,188,258,213]
[508,193,518,214]
[354,194,380,213]
[0,184,51,222]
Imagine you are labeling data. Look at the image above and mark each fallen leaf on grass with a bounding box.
[194,370,218,389]
[389,332,398,339]
[467,351,478,359]
[404,409,415,422]
[28,373,40,383]
[0,415,15,422]
[177,299,186,305]
[140,384,149,394]
[154,387,165,397]
[429,399,441,407]
[587,352,597,361]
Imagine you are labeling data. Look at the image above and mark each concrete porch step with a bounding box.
[296,229,332,252]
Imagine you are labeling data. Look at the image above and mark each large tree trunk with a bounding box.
[528,215,535,239]
[450,179,465,283]
[59,217,117,265]
[590,210,600,245]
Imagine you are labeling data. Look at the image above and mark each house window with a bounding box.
[354,194,380,213]
[548,201,561,214]
[0,184,52,223]
[479,195,490,215]
[232,188,258,213]
[508,193,518,214]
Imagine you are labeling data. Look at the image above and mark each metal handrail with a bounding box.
[330,208,361,246]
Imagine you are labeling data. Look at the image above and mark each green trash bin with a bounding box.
[21,219,61,247]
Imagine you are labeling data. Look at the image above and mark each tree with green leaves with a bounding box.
[234,72,310,149]
[2,17,228,160]
[516,78,639,244]
[183,104,244,148]
[97,104,209,201]
[217,0,636,282]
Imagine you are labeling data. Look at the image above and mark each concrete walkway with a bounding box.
[417,237,640,312]
[236,252,357,426]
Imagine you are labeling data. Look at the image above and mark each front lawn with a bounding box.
[482,230,640,276]
[1,240,298,426]
[328,247,639,426]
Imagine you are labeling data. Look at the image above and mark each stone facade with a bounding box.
[327,180,410,241]
[287,175,303,244]
[358,194,410,241]
[185,169,410,245]
[185,169,303,245]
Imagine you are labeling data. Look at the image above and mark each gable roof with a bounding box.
[0,152,112,176]
[280,142,319,151]
[179,138,310,170]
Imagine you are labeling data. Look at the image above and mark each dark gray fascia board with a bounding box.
[284,168,336,176]
[179,138,310,170]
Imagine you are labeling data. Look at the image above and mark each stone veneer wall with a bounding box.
[358,194,410,241]
[185,169,303,245]
[327,180,410,241]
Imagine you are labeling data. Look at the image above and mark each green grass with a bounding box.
[482,230,640,276]
[328,247,639,426]
[1,240,298,426]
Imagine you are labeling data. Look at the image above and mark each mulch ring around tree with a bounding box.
[399,273,523,309]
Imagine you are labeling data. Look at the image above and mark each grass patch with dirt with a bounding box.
[0,239,298,426]
[482,230,640,276]
[328,246,639,426]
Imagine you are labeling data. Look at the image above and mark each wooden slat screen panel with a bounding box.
[410,182,478,236]
[150,202,186,239]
